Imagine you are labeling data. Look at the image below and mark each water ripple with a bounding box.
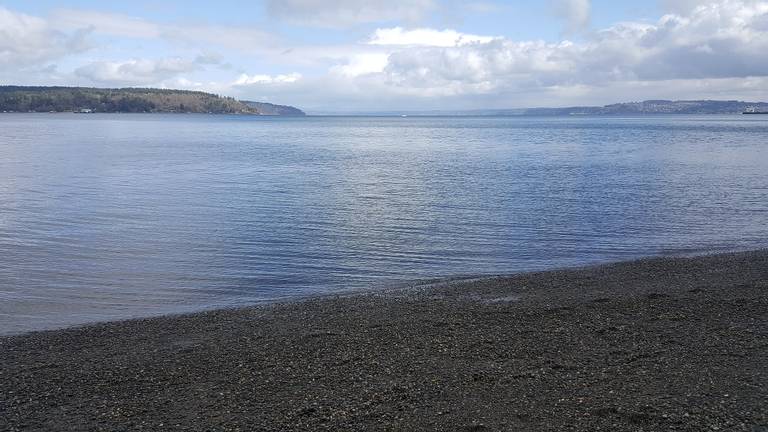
[1,114,767,333]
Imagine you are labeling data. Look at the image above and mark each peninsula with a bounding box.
[0,86,305,116]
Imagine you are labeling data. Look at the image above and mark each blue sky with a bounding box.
[2,0,768,111]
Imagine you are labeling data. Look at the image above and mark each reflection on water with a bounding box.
[1,114,767,334]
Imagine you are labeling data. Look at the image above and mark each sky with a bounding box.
[1,0,768,112]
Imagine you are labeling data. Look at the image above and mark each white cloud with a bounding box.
[75,58,198,85]
[360,0,768,101]
[265,0,436,27]
[368,27,498,46]
[233,73,302,85]
[331,53,390,77]
[171,77,205,88]
[323,27,499,83]
[0,7,90,66]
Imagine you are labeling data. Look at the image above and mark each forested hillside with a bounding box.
[0,86,304,115]
[242,101,306,116]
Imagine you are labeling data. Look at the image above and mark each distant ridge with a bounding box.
[517,100,768,116]
[0,86,305,116]
[242,101,306,116]
[325,100,768,116]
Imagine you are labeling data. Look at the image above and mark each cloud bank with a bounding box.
[314,0,768,108]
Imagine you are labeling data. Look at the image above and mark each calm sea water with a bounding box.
[1,114,767,334]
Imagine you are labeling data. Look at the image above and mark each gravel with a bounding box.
[1,250,767,431]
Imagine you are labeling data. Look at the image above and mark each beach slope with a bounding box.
[2,251,767,431]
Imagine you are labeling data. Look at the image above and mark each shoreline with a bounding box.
[2,250,767,430]
[4,246,758,338]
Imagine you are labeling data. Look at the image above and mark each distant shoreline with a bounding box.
[2,87,766,117]
[0,111,302,116]
[306,112,767,117]
[3,111,767,118]
[0,86,306,116]
[3,250,767,430]
[314,99,768,116]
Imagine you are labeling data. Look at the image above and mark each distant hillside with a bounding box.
[243,101,305,116]
[479,100,768,116]
[0,86,304,115]
[336,100,768,116]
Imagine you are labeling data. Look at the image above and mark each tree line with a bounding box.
[0,86,259,114]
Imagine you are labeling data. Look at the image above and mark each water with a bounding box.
[1,114,767,334]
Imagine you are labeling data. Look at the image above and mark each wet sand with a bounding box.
[1,250,767,431]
